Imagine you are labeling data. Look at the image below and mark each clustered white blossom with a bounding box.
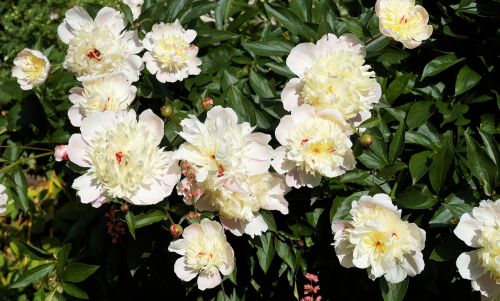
[0,184,8,214]
[9,1,443,293]
[454,200,499,300]
[332,194,426,283]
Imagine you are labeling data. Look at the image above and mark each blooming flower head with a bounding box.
[0,184,8,214]
[168,219,235,290]
[58,6,143,81]
[272,104,355,188]
[68,73,136,127]
[282,34,381,125]
[123,0,143,20]
[67,109,180,207]
[11,49,50,90]
[175,106,274,188]
[196,173,289,237]
[375,0,433,49]
[54,145,69,162]
[454,199,500,299]
[332,193,426,283]
[143,20,201,83]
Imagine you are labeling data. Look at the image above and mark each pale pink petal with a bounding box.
[286,42,317,77]
[183,29,197,43]
[67,134,91,167]
[197,269,222,290]
[94,7,126,32]
[68,106,83,127]
[174,258,198,282]
[72,173,101,204]
[168,239,188,255]
[281,78,303,111]
[139,109,164,145]
[206,106,238,124]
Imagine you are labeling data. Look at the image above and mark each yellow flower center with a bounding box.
[301,50,378,119]
[366,231,389,255]
[153,35,190,71]
[23,54,46,81]
[477,227,500,282]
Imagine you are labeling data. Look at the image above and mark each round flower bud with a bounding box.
[202,97,214,110]
[160,104,173,118]
[169,224,183,237]
[360,134,373,147]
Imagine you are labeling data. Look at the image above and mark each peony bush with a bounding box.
[0,0,499,300]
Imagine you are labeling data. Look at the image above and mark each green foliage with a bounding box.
[1,0,499,300]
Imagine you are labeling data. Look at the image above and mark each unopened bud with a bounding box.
[160,104,173,118]
[187,212,201,220]
[202,97,214,110]
[54,145,68,162]
[120,203,129,213]
[360,134,373,147]
[169,224,183,237]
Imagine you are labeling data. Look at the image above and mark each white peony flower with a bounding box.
[281,34,381,125]
[0,184,8,214]
[143,20,201,83]
[68,73,137,127]
[332,193,426,283]
[54,145,68,162]
[197,173,289,237]
[375,0,433,49]
[175,106,274,189]
[66,109,180,207]
[123,0,143,20]
[272,104,355,188]
[168,219,235,290]
[11,49,50,90]
[454,199,500,300]
[58,6,143,81]
[175,106,288,237]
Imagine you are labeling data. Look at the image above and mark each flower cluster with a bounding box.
[9,0,438,293]
[175,106,289,237]
[0,184,8,214]
[332,194,426,283]
[454,199,500,300]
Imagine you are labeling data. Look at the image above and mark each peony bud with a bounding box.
[54,145,68,162]
[169,224,183,237]
[160,104,173,118]
[360,134,373,147]
[202,97,214,110]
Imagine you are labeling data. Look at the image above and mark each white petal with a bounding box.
[67,134,90,167]
[402,252,425,277]
[271,146,294,174]
[243,214,268,237]
[220,216,244,237]
[183,29,197,43]
[456,251,485,280]
[206,106,238,124]
[68,106,83,127]
[281,78,303,111]
[94,7,126,32]
[139,109,164,145]
[384,265,408,283]
[286,42,317,77]
[174,257,198,282]
[197,269,222,290]
[72,173,101,204]
[275,115,294,146]
[129,183,166,205]
[168,239,188,255]
[454,213,482,247]
[80,111,117,143]
[182,223,203,240]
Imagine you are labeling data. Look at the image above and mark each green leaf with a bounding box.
[429,236,464,262]
[242,40,294,56]
[226,86,256,124]
[478,128,500,167]
[396,185,438,209]
[409,151,432,184]
[61,263,99,283]
[12,167,29,211]
[61,282,89,299]
[12,240,53,261]
[388,123,405,164]
[455,65,481,96]
[264,3,302,35]
[134,210,166,229]
[465,132,497,196]
[255,232,275,274]
[260,210,277,232]
[430,195,473,227]
[406,101,434,129]
[56,244,72,273]
[249,70,276,98]
[380,277,409,301]
[428,138,454,194]
[215,0,230,30]
[11,263,55,288]
[421,54,464,80]
[274,239,295,269]
[125,211,136,239]
[385,74,411,105]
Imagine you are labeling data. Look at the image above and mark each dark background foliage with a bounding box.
[0,0,499,300]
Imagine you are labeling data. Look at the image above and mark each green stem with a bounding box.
[164,209,175,225]
[0,152,53,173]
[390,171,404,199]
[365,33,384,49]
[0,145,53,152]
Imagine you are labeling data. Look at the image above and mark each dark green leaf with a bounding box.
[396,185,438,209]
[61,263,99,283]
[11,263,55,288]
[61,282,89,299]
[242,40,294,56]
[255,232,275,274]
[388,123,405,164]
[134,210,166,229]
[421,54,464,80]
[429,138,454,194]
[409,151,432,184]
[380,277,408,301]
[126,211,136,239]
[455,65,481,96]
